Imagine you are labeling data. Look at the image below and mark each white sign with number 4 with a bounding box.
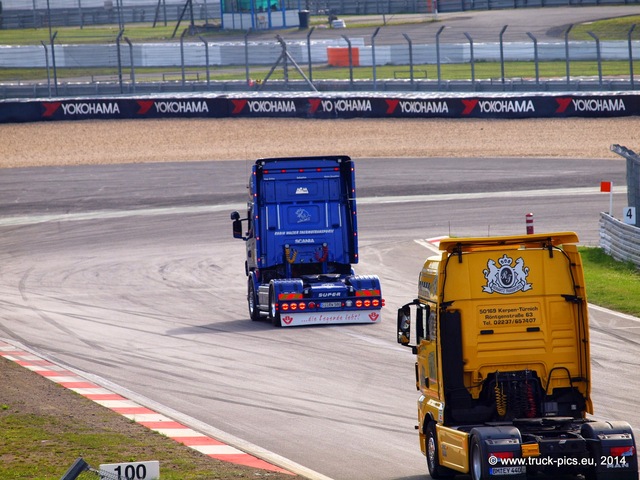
[623,207,636,225]
[100,461,159,480]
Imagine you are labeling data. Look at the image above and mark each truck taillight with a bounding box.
[281,302,307,311]
[492,452,514,459]
[356,298,382,308]
[611,446,635,457]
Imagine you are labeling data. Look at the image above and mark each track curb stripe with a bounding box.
[0,340,293,475]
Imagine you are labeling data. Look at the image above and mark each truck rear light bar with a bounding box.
[279,299,383,312]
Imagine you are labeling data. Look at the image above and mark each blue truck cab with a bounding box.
[231,155,384,327]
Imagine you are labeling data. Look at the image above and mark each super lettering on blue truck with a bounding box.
[231,155,384,327]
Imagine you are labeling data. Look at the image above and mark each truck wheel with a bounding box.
[248,279,260,322]
[426,422,455,479]
[470,435,489,480]
[269,286,281,327]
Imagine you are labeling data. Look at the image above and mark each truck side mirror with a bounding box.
[231,211,244,239]
[397,304,412,346]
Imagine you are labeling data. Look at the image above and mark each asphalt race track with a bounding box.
[1,157,639,480]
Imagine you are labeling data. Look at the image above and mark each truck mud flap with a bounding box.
[469,426,526,480]
[581,421,639,480]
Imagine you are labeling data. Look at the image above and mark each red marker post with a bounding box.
[600,181,613,215]
[526,212,534,235]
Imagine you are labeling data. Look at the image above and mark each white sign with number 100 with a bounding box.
[99,461,160,480]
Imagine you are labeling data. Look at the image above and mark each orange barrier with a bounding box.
[327,47,360,67]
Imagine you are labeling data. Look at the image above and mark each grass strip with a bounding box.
[580,246,640,318]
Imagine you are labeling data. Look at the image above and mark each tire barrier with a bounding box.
[1,91,639,123]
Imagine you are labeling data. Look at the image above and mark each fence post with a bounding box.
[628,24,636,90]
[199,36,211,87]
[341,34,354,89]
[499,25,508,86]
[464,32,475,86]
[587,31,602,87]
[116,29,124,93]
[50,30,58,96]
[40,41,52,97]
[564,24,573,87]
[402,33,414,87]
[244,29,251,85]
[180,28,187,87]
[278,35,289,86]
[307,27,315,82]
[125,36,135,93]
[526,32,539,87]
[60,458,89,480]
[372,27,380,91]
[436,25,445,90]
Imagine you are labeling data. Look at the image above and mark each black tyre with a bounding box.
[426,422,455,479]
[470,435,485,480]
[248,279,260,321]
[269,285,281,327]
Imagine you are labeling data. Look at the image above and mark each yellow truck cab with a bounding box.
[397,232,638,480]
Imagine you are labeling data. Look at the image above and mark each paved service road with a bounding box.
[0,157,638,480]
[240,6,640,44]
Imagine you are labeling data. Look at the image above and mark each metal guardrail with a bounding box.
[600,144,640,268]
[599,213,640,268]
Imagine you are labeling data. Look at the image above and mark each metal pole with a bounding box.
[50,31,58,96]
[116,29,124,93]
[199,36,211,87]
[203,0,209,24]
[116,0,124,30]
[436,26,445,89]
[40,41,51,97]
[78,0,83,29]
[189,0,195,34]
[628,24,636,90]
[526,32,539,86]
[587,31,602,87]
[565,24,573,87]
[402,33,414,87]
[244,30,251,84]
[46,0,52,38]
[180,28,188,87]
[307,27,315,82]
[163,0,167,26]
[342,35,354,89]
[276,35,289,86]
[464,32,475,85]
[499,25,508,86]
[372,27,380,91]
[125,37,135,93]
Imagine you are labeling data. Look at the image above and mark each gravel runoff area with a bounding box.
[2,117,640,168]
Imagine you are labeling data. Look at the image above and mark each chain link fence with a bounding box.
[1,3,639,98]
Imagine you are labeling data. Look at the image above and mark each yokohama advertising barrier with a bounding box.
[1,92,639,123]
